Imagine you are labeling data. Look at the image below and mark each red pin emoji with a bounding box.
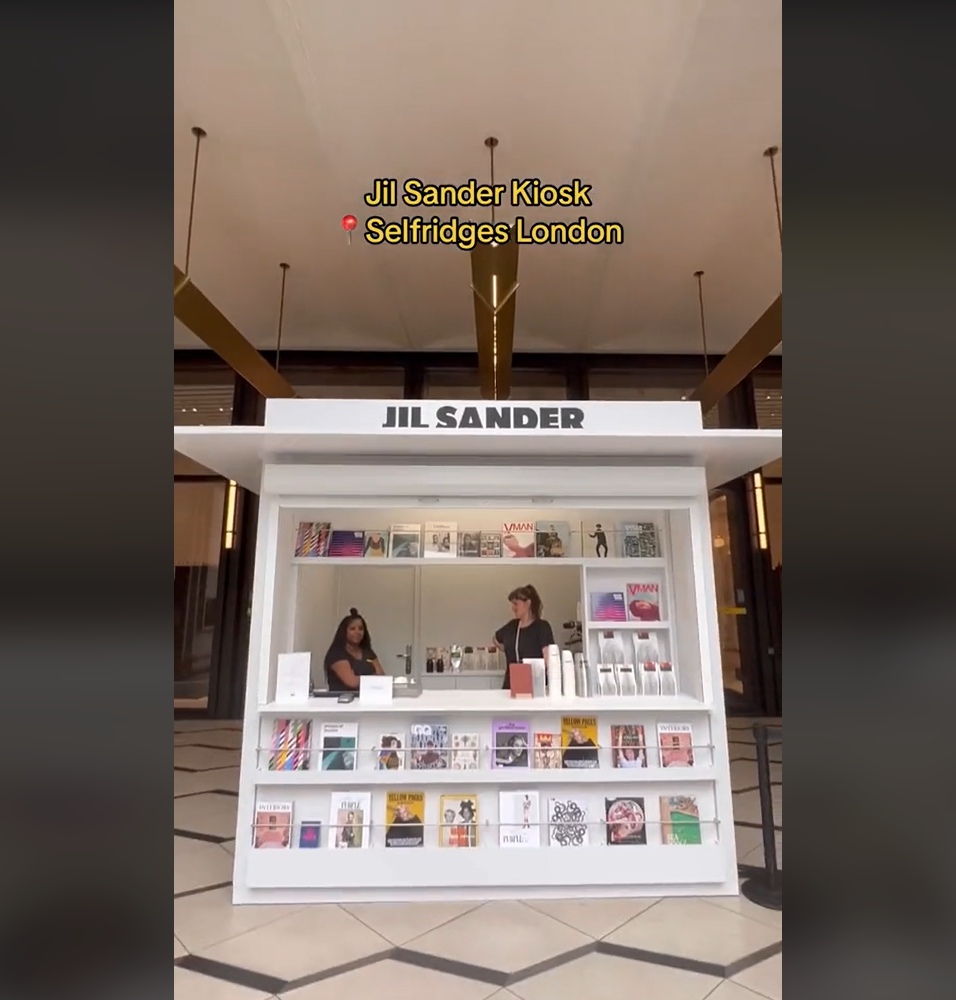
[342,214,357,245]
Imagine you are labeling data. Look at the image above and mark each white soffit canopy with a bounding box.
[173,400,781,493]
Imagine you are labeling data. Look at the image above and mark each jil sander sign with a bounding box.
[262,399,704,436]
[381,404,585,430]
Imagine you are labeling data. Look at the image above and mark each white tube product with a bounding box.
[545,645,563,699]
[561,649,576,699]
[523,658,547,699]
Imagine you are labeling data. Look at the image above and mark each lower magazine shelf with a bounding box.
[245,843,727,889]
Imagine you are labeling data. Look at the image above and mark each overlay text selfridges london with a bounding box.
[361,177,625,251]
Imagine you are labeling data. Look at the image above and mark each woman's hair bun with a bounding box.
[349,607,359,616]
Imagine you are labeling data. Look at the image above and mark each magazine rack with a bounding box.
[175,399,781,904]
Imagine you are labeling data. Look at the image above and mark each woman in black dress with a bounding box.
[322,608,387,691]
[491,584,555,690]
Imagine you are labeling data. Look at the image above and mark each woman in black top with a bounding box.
[491,584,555,690]
[322,608,386,691]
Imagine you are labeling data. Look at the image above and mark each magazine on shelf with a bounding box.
[451,732,480,769]
[660,795,703,845]
[479,530,502,558]
[439,794,478,847]
[534,520,571,557]
[328,529,365,557]
[375,732,405,771]
[611,724,647,768]
[388,524,421,558]
[253,802,293,849]
[294,521,331,558]
[384,791,425,847]
[492,720,530,767]
[268,718,312,771]
[458,531,480,558]
[329,792,371,849]
[298,821,322,849]
[410,722,449,769]
[605,796,647,845]
[626,582,661,621]
[363,530,389,558]
[561,716,599,769]
[320,722,358,771]
[424,521,458,558]
[501,520,535,558]
[657,722,695,767]
[499,790,541,847]
[533,732,562,769]
[549,796,589,847]
[491,719,531,767]
[589,591,627,623]
[622,522,660,558]
[582,520,613,558]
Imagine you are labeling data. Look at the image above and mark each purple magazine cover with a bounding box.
[589,591,627,622]
[492,720,530,768]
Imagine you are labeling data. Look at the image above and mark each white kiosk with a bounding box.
[174,399,781,905]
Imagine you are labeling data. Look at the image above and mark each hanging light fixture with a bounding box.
[173,127,296,398]
[690,145,783,412]
[763,145,782,249]
[275,262,290,374]
[693,270,710,379]
[471,137,519,400]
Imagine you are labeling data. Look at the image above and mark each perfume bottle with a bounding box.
[425,647,435,674]
[436,647,445,674]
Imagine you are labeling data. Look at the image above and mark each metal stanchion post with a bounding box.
[740,722,782,910]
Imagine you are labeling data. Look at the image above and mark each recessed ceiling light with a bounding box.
[192,407,197,412]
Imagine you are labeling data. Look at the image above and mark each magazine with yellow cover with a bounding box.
[560,716,600,769]
[384,790,425,847]
[438,794,478,847]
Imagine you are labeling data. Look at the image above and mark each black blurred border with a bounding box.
[787,3,956,999]
[0,3,171,999]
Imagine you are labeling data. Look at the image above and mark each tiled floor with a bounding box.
[174,718,782,999]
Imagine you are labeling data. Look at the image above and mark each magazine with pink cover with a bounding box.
[253,802,293,848]
[626,582,661,621]
[611,724,647,768]
[501,521,535,558]
[533,732,562,769]
[657,722,695,767]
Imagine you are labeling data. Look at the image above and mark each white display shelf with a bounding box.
[253,766,714,786]
[246,843,727,893]
[259,692,710,715]
[292,556,667,568]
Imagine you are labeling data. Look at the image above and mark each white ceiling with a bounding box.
[174,0,781,355]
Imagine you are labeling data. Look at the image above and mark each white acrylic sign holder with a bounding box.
[175,399,781,905]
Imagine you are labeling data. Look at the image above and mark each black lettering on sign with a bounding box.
[381,404,586,430]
